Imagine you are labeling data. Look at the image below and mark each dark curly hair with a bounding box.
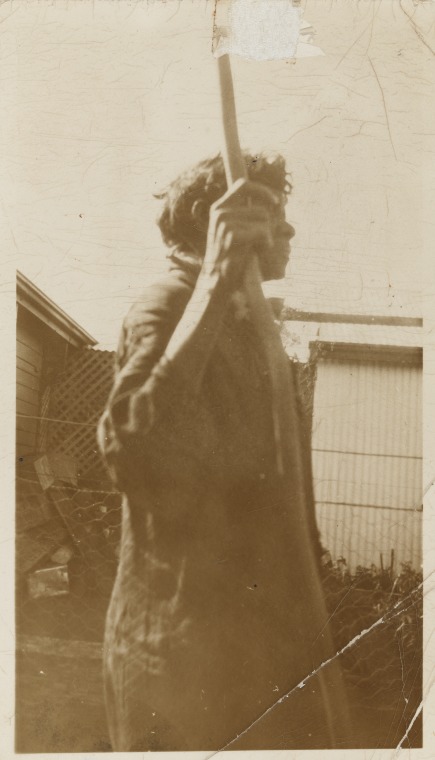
[154,152,292,251]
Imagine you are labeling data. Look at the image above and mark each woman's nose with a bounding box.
[282,222,295,240]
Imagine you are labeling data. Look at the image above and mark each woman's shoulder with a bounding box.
[116,269,194,368]
[125,269,194,330]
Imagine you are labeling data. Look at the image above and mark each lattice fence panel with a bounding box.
[47,349,115,479]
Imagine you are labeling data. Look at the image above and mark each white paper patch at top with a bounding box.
[214,0,301,61]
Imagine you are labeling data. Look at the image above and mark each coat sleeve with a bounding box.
[97,276,193,491]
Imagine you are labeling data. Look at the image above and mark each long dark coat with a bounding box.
[98,263,350,750]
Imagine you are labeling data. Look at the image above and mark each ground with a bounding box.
[16,638,421,752]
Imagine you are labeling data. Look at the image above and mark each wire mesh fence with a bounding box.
[16,475,121,642]
[16,467,422,749]
[16,462,423,742]
[321,558,422,739]
[15,346,423,750]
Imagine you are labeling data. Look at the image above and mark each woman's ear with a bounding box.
[191,199,209,233]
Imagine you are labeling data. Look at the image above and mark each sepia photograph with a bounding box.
[3,0,434,754]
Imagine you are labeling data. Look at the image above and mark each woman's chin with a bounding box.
[271,253,290,280]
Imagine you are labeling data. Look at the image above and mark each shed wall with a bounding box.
[312,358,422,571]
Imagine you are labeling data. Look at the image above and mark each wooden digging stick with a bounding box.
[217,56,348,745]
[217,53,290,477]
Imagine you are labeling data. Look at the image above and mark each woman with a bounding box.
[98,152,351,750]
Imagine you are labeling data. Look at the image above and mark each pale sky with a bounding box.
[2,0,434,348]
